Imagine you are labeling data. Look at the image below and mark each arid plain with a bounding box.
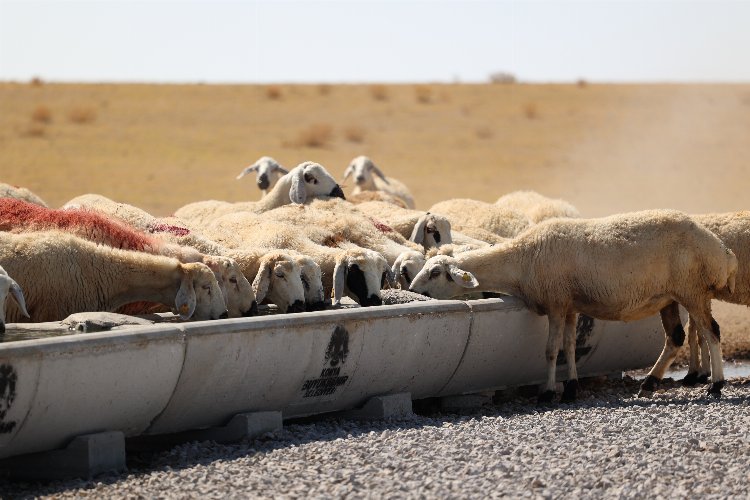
[2,81,750,360]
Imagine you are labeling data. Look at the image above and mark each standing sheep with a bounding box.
[236,156,289,196]
[495,190,580,223]
[175,161,346,228]
[429,199,531,239]
[0,230,228,322]
[409,210,738,402]
[342,156,415,209]
[0,265,29,333]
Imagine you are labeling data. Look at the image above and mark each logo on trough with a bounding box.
[301,325,351,398]
[0,364,18,434]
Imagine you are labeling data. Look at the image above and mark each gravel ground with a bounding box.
[3,376,750,499]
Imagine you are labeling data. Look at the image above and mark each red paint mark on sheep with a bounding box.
[0,198,164,252]
[150,223,191,237]
[369,217,394,233]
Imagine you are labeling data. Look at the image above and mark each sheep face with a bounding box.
[253,255,306,314]
[342,155,386,190]
[289,162,345,204]
[333,249,392,307]
[408,256,479,299]
[177,263,229,321]
[295,255,326,311]
[236,156,289,193]
[410,213,453,249]
[0,267,29,333]
[391,250,427,289]
[202,256,257,317]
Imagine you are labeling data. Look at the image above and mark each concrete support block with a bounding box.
[0,431,126,480]
[345,392,413,420]
[186,411,283,444]
[440,393,494,411]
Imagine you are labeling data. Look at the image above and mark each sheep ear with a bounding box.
[275,165,289,175]
[447,265,478,289]
[342,165,354,182]
[332,258,347,305]
[370,164,389,184]
[236,164,259,180]
[9,279,30,318]
[289,167,307,204]
[410,214,429,245]
[390,260,403,288]
[175,271,197,320]
[252,261,272,303]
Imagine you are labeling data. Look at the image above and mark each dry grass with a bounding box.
[20,123,46,137]
[343,125,366,143]
[68,106,97,124]
[370,84,388,101]
[31,105,52,123]
[266,85,283,100]
[291,123,334,148]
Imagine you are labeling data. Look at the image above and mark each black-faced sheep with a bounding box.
[409,210,738,402]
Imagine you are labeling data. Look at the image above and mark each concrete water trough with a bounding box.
[0,297,666,471]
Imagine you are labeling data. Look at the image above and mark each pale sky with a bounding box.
[1,0,749,83]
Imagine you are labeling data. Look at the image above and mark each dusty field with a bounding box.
[1,81,750,359]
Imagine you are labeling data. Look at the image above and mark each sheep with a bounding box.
[429,198,532,239]
[0,230,228,322]
[682,212,750,386]
[408,210,738,402]
[175,161,345,228]
[347,190,408,208]
[202,213,391,307]
[495,190,580,223]
[236,156,289,196]
[342,156,416,209]
[0,265,29,333]
[0,182,48,207]
[7,198,257,318]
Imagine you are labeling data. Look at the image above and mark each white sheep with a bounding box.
[0,182,48,207]
[0,265,29,333]
[342,156,415,209]
[409,210,738,402]
[429,198,531,239]
[57,196,256,318]
[495,190,580,223]
[175,161,345,228]
[682,212,750,386]
[236,156,290,196]
[0,230,228,322]
[203,213,391,307]
[347,190,408,208]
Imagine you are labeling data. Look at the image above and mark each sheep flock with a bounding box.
[0,155,746,403]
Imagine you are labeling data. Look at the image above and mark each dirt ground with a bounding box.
[1,81,749,361]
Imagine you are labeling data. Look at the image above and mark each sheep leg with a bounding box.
[683,314,702,386]
[561,312,579,402]
[684,302,724,398]
[640,301,684,396]
[539,312,565,403]
[697,328,711,384]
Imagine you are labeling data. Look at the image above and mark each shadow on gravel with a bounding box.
[2,375,749,498]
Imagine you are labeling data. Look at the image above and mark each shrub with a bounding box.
[523,102,538,119]
[317,84,332,96]
[21,124,46,137]
[31,105,52,123]
[370,84,388,101]
[414,85,432,104]
[475,126,493,140]
[343,125,366,143]
[266,85,283,100]
[489,72,517,84]
[29,77,43,86]
[68,106,97,124]
[295,123,333,148]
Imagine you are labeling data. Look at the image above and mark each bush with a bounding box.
[31,105,52,123]
[266,85,283,100]
[294,123,333,148]
[68,106,97,124]
[370,84,388,101]
[414,85,432,104]
[343,125,366,143]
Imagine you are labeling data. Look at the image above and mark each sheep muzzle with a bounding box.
[329,185,346,199]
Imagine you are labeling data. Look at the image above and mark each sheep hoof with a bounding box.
[697,373,710,384]
[638,375,660,396]
[561,380,578,403]
[537,390,556,404]
[707,380,725,399]
[681,372,700,387]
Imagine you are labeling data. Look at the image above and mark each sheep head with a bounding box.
[409,255,479,299]
[410,213,453,249]
[252,253,306,314]
[294,255,326,311]
[332,249,392,307]
[289,161,345,204]
[342,155,388,189]
[175,262,228,321]
[0,267,29,332]
[236,156,289,193]
[202,255,258,317]
[391,250,426,289]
